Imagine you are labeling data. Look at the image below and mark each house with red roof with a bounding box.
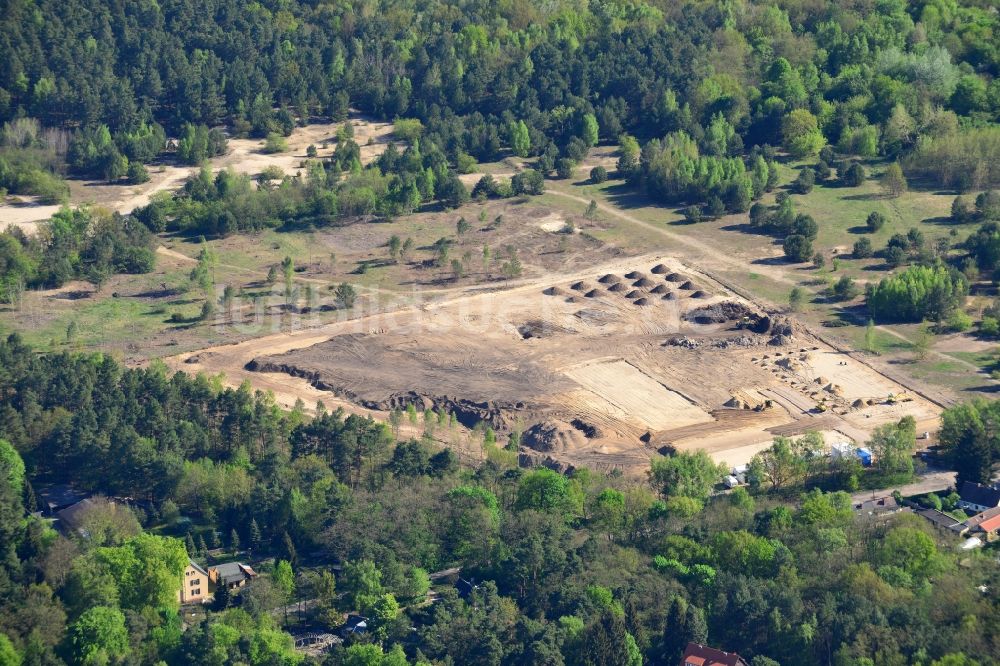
[680,642,749,666]
[966,506,1000,542]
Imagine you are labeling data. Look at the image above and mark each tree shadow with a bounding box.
[842,193,884,202]
[846,225,869,235]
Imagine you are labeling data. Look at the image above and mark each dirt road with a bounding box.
[849,470,956,503]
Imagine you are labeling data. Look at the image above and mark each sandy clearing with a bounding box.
[800,350,902,401]
[0,115,397,233]
[564,359,712,431]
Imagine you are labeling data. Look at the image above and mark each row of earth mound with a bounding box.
[543,264,710,305]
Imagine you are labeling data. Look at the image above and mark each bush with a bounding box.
[511,169,545,195]
[262,132,288,154]
[706,195,725,218]
[866,211,886,233]
[981,316,1000,337]
[590,166,608,183]
[841,162,866,187]
[683,205,703,223]
[556,158,575,179]
[783,234,812,262]
[126,162,149,184]
[793,167,815,194]
[853,237,873,258]
[944,310,973,332]
[831,275,859,301]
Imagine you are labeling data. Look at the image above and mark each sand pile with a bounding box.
[651,264,669,274]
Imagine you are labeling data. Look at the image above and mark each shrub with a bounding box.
[556,158,575,179]
[866,211,886,233]
[840,162,865,187]
[944,310,973,332]
[590,166,608,183]
[853,237,873,258]
[793,167,815,194]
[126,162,149,184]
[980,316,1000,337]
[262,132,288,154]
[783,234,812,262]
[831,276,859,301]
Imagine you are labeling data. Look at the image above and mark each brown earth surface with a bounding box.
[166,254,942,475]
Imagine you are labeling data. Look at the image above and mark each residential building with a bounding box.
[956,481,1000,513]
[917,508,968,536]
[966,506,1000,542]
[680,642,749,666]
[180,560,211,604]
[853,496,900,517]
[209,562,258,591]
[178,560,257,604]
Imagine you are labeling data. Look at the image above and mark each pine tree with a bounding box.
[186,532,197,558]
[230,528,240,554]
[581,610,632,666]
[212,579,232,611]
[250,518,263,552]
[661,596,689,661]
[282,531,298,567]
[197,534,208,556]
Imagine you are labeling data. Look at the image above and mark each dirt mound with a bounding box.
[565,296,579,303]
[598,274,620,284]
[650,284,668,294]
[522,420,589,452]
[584,289,600,298]
[685,301,755,325]
[543,286,563,296]
[570,281,590,291]
[607,282,627,292]
[570,418,601,438]
[690,290,709,298]
[665,272,684,282]
[679,280,695,290]
[624,270,644,279]
[518,320,571,339]
[663,292,678,300]
[634,298,650,306]
[626,290,642,298]
[633,277,656,288]
[651,264,669,274]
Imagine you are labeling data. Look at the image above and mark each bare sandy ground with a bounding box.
[164,252,941,474]
[0,115,396,233]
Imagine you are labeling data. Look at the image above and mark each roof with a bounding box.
[958,481,1000,508]
[39,485,89,512]
[55,498,97,530]
[977,513,1000,533]
[965,506,1000,529]
[681,642,748,666]
[211,562,255,585]
[187,559,209,576]
[854,496,898,513]
[917,508,967,532]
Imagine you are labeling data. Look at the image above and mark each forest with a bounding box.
[0,333,997,665]
[3,0,1000,664]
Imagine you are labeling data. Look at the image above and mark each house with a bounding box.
[956,481,1000,513]
[55,498,99,537]
[680,642,749,666]
[965,506,1000,542]
[37,484,89,516]
[853,495,900,517]
[178,560,257,604]
[917,508,968,536]
[209,562,258,591]
[180,560,211,604]
[341,614,368,637]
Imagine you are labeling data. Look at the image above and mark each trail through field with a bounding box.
[545,186,989,383]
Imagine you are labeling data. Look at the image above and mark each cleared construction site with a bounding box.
[169,254,941,474]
